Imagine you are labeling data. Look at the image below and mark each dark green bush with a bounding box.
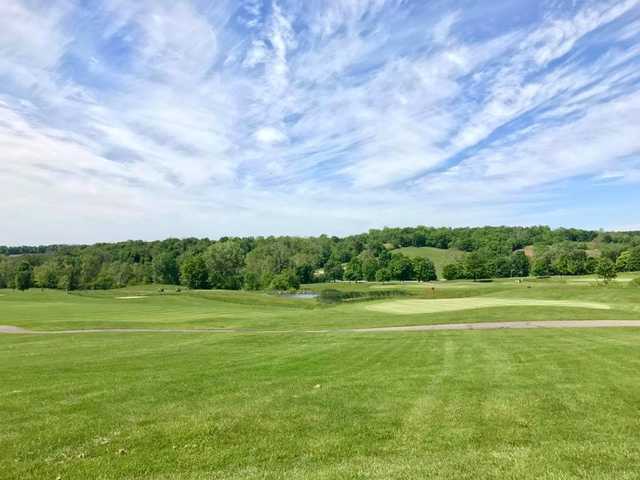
[319,288,406,304]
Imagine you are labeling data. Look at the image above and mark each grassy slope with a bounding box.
[391,246,465,276]
[523,241,603,259]
[3,329,640,479]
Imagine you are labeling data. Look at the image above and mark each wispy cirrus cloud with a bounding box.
[1,0,639,244]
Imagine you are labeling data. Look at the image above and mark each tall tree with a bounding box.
[152,252,180,285]
[511,251,530,277]
[33,262,59,289]
[205,241,245,290]
[14,261,33,290]
[180,254,209,289]
[389,254,413,280]
[596,257,617,283]
[464,252,486,281]
[412,257,437,281]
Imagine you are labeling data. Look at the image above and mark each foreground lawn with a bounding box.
[2,329,640,479]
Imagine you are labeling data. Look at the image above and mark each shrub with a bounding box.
[596,257,617,283]
[318,289,407,304]
[375,268,392,282]
[443,263,460,280]
[270,270,301,291]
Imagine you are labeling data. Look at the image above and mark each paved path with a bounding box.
[351,320,640,332]
[1,320,640,335]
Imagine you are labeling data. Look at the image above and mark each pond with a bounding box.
[280,291,319,300]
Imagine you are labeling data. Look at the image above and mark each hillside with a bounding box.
[522,242,603,259]
[391,246,465,277]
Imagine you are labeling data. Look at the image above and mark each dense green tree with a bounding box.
[596,257,617,283]
[2,225,639,292]
[0,260,8,289]
[412,257,437,281]
[294,263,315,284]
[344,257,363,281]
[360,252,380,282]
[375,268,392,282]
[206,241,245,290]
[616,251,631,272]
[627,247,640,272]
[389,254,413,280]
[492,257,512,278]
[243,271,261,290]
[270,270,300,291]
[244,240,295,289]
[14,262,33,290]
[152,251,180,285]
[531,254,553,276]
[511,251,530,277]
[33,262,59,289]
[80,253,105,289]
[57,258,81,291]
[552,248,588,275]
[110,262,135,288]
[324,260,344,282]
[442,263,461,281]
[464,252,486,281]
[94,265,115,290]
[180,254,209,289]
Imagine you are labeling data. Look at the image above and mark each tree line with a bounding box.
[1,226,639,291]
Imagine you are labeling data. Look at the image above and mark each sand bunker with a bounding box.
[365,297,611,315]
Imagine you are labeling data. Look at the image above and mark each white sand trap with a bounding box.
[116,295,148,299]
[365,297,611,315]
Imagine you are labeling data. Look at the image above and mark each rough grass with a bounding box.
[391,246,465,276]
[365,297,611,315]
[3,329,640,479]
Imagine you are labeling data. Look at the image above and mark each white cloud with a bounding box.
[0,0,639,243]
[432,11,460,44]
[255,126,287,144]
[421,90,640,201]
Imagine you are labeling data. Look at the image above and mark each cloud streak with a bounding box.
[1,0,639,244]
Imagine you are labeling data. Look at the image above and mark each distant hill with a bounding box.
[391,246,465,277]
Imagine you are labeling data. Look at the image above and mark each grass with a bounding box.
[3,329,640,479]
[2,279,640,478]
[2,276,640,331]
[391,246,465,276]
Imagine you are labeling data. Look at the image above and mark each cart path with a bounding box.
[1,320,640,335]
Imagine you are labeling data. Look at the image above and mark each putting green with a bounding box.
[365,297,611,315]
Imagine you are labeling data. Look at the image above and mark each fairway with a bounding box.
[365,297,611,315]
[2,280,640,479]
[3,329,640,479]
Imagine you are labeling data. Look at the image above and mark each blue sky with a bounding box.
[1,0,639,244]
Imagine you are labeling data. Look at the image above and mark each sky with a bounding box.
[1,0,640,245]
